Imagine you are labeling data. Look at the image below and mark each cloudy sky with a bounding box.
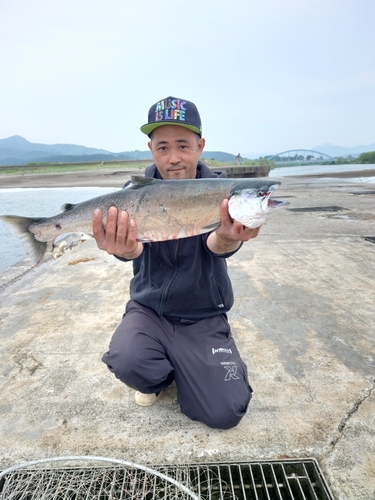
[1,0,374,156]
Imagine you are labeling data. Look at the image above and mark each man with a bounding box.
[93,96,260,429]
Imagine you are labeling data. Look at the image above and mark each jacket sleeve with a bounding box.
[201,233,243,258]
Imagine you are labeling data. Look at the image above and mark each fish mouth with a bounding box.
[268,198,289,209]
[261,185,289,210]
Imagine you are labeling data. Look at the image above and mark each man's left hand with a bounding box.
[206,199,260,254]
[216,198,260,242]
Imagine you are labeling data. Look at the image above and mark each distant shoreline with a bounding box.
[0,166,374,189]
[0,168,142,189]
[297,168,375,179]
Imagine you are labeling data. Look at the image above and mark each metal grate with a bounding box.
[0,457,335,500]
[362,236,375,244]
[159,461,335,500]
[350,190,375,195]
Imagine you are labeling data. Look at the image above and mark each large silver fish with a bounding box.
[0,176,288,265]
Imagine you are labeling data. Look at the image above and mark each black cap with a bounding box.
[141,96,202,137]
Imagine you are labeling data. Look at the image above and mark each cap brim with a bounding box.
[140,122,201,137]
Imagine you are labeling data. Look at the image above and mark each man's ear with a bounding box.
[197,137,206,154]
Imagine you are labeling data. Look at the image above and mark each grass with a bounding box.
[0,162,150,176]
[0,158,276,176]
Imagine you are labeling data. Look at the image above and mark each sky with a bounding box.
[1,0,374,157]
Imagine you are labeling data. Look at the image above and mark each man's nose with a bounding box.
[169,149,181,164]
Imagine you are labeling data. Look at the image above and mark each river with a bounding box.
[0,187,117,273]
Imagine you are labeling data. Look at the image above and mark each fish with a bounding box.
[0,175,288,265]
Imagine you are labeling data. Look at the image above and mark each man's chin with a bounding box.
[166,168,187,179]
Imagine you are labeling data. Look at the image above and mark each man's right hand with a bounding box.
[92,207,143,259]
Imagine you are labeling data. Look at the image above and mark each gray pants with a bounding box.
[102,300,253,429]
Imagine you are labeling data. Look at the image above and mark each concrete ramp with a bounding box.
[1,176,374,499]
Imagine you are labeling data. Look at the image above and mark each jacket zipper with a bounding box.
[159,240,179,315]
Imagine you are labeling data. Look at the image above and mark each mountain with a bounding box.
[22,153,135,164]
[201,151,237,162]
[124,150,152,160]
[5,135,373,165]
[0,135,114,164]
[243,152,273,160]
[0,135,136,164]
[242,143,375,159]
[0,136,241,165]
[311,143,375,158]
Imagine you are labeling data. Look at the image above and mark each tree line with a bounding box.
[335,151,375,164]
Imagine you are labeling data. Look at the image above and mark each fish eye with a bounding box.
[257,190,265,197]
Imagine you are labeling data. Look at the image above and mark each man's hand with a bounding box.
[92,207,143,259]
[206,199,261,254]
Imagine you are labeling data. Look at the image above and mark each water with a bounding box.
[269,163,375,177]
[0,186,117,272]
[1,164,374,273]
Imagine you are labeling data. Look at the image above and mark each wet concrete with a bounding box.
[0,175,374,499]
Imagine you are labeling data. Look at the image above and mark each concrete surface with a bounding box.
[0,175,374,499]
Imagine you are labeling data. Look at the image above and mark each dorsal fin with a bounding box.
[129,176,160,189]
[61,203,76,212]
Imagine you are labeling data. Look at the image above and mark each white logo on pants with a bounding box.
[212,348,232,354]
[224,365,240,381]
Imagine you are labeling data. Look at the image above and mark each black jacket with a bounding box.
[118,161,241,320]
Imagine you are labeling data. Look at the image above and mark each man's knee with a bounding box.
[202,410,244,429]
[102,348,173,393]
[183,392,252,429]
[102,349,136,385]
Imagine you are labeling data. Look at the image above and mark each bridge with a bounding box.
[268,149,334,163]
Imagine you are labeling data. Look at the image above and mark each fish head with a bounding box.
[228,181,289,228]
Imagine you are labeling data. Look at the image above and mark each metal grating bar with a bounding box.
[303,462,319,500]
[247,463,260,500]
[280,463,297,499]
[223,465,234,499]
[0,458,335,500]
[260,464,273,500]
[269,464,284,499]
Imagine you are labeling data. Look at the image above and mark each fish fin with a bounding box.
[129,176,160,188]
[0,215,48,265]
[61,203,76,212]
[202,221,221,230]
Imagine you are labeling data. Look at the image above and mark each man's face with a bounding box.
[148,125,205,179]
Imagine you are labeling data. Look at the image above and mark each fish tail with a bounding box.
[0,215,48,265]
